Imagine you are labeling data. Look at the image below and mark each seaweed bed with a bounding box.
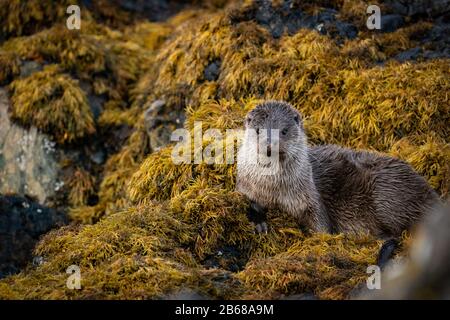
[0,0,449,299]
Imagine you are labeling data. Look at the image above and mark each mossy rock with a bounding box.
[9,65,95,144]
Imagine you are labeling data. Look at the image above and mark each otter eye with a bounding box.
[246,117,252,123]
[281,128,288,135]
[294,115,299,124]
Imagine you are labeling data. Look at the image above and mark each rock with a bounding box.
[89,149,106,165]
[332,21,358,40]
[394,47,423,62]
[146,100,166,114]
[115,0,168,14]
[385,0,450,17]
[144,99,185,151]
[19,60,43,78]
[423,50,450,59]
[204,60,221,81]
[144,99,166,132]
[0,88,62,204]
[313,8,357,40]
[203,246,248,273]
[0,194,67,278]
[79,81,105,121]
[389,17,450,62]
[230,0,358,40]
[359,204,450,299]
[32,256,44,267]
[85,0,186,22]
[315,8,336,24]
[421,22,450,59]
[87,95,104,121]
[380,14,405,33]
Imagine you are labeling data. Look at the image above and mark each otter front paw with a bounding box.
[248,200,268,234]
[254,221,268,234]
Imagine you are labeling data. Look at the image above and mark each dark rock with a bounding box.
[385,0,450,17]
[253,1,307,37]
[19,60,43,78]
[203,246,248,272]
[0,194,67,278]
[420,22,450,59]
[230,0,358,40]
[428,23,450,44]
[390,17,450,62]
[394,47,423,62]
[313,8,357,40]
[332,21,358,40]
[79,81,105,121]
[102,124,135,155]
[87,95,104,121]
[423,50,450,59]
[32,256,44,267]
[89,149,106,165]
[204,60,221,81]
[116,0,168,14]
[83,0,186,22]
[315,8,337,24]
[144,99,185,151]
[380,14,405,33]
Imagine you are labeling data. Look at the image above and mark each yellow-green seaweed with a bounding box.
[9,64,95,144]
[0,0,448,300]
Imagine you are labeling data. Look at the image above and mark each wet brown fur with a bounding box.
[236,101,439,238]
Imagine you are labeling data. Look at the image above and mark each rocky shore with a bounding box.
[0,0,448,299]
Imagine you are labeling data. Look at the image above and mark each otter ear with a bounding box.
[294,115,300,124]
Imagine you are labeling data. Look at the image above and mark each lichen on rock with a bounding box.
[0,88,61,203]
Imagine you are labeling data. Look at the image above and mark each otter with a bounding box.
[236,101,440,248]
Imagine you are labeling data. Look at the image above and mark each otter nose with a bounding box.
[266,131,272,157]
[266,129,279,157]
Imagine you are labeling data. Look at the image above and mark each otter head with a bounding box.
[244,100,306,161]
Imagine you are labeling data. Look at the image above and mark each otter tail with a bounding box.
[377,238,399,269]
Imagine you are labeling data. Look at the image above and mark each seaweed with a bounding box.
[0,50,20,85]
[9,65,95,144]
[0,0,448,300]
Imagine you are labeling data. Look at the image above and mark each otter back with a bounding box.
[310,145,439,238]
